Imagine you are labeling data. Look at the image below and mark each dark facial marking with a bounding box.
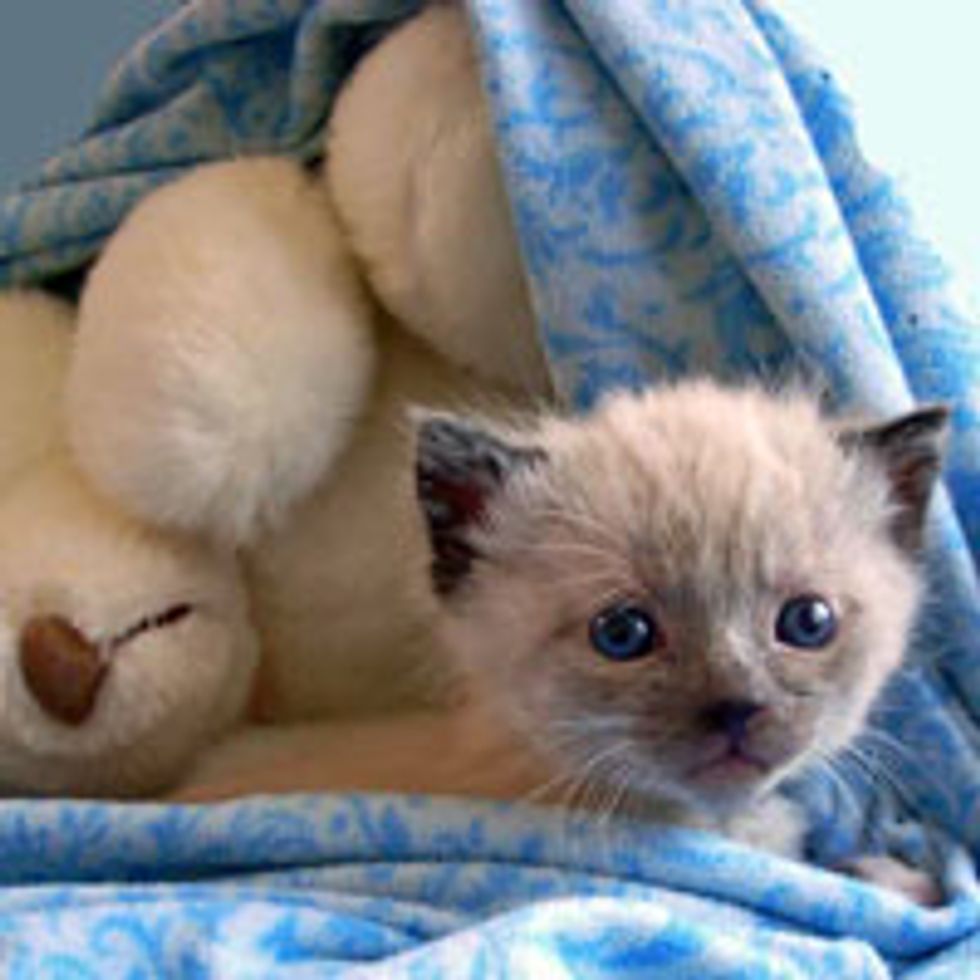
[415,414,545,596]
[840,404,949,553]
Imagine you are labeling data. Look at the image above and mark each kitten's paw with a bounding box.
[838,854,943,907]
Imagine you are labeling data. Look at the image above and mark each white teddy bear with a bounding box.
[0,292,257,795]
[0,0,540,800]
[66,3,543,728]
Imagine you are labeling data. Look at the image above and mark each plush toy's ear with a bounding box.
[414,412,545,596]
[840,405,950,553]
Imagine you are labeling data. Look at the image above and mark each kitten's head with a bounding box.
[414,383,948,817]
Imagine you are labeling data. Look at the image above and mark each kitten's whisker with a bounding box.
[857,729,917,769]
[838,744,916,814]
[549,715,630,732]
[809,751,865,826]
[570,747,633,830]
[852,733,920,792]
[850,732,948,821]
[546,726,632,747]
[544,721,627,746]
[555,741,632,816]
[589,778,617,828]
[547,758,598,813]
[596,757,635,827]
[541,725,637,777]
[579,775,605,816]
[560,768,596,814]
[519,770,578,807]
[596,743,624,822]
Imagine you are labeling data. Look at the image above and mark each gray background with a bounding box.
[0,1,180,192]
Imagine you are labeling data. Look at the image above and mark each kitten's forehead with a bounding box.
[535,385,865,585]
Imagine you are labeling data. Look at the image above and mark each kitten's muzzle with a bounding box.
[700,699,764,746]
[688,700,774,785]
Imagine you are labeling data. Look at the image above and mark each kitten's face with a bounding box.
[415,384,947,817]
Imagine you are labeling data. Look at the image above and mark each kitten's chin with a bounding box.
[671,754,793,818]
[622,767,763,820]
[689,767,776,814]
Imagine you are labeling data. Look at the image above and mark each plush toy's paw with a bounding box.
[838,854,944,907]
[0,458,258,797]
[327,3,551,396]
[69,158,377,546]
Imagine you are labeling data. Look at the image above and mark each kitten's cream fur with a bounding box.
[416,382,946,861]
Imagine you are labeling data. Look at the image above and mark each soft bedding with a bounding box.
[0,1,978,975]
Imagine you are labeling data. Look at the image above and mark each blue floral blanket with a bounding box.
[1,795,979,977]
[1,0,979,976]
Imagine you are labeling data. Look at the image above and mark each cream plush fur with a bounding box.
[68,158,526,725]
[0,291,72,484]
[0,4,540,796]
[249,320,510,720]
[0,293,258,796]
[327,3,548,395]
[58,2,545,755]
[69,158,378,547]
[0,4,534,796]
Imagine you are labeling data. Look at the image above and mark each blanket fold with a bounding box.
[2,796,979,976]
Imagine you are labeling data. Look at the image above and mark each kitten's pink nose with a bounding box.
[701,699,764,744]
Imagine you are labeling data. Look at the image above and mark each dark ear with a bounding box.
[839,405,950,553]
[414,411,545,597]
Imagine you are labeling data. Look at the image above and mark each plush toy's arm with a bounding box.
[68,158,377,546]
[326,4,550,397]
[168,710,548,804]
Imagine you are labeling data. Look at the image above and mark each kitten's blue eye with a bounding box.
[775,595,837,649]
[589,604,659,662]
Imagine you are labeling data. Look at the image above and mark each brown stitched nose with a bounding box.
[19,616,108,726]
[701,699,764,744]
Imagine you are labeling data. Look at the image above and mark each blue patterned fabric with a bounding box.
[1,795,979,977]
[1,0,979,975]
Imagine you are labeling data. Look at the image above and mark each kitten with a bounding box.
[414,381,948,885]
